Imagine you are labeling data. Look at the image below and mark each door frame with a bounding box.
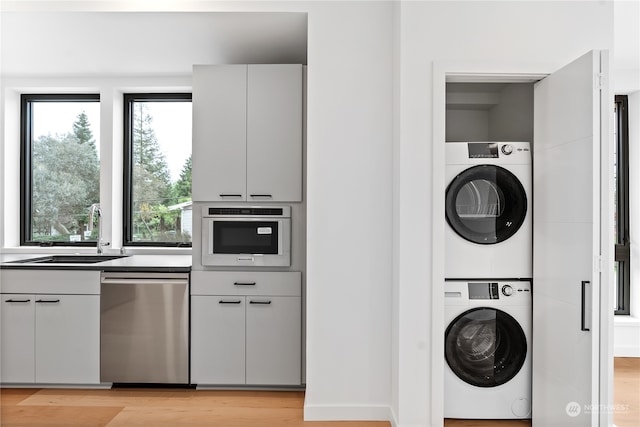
[431,56,613,426]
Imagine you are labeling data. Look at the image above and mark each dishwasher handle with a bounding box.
[101,278,188,285]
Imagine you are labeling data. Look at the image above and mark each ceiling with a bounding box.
[0,4,637,85]
[0,12,308,76]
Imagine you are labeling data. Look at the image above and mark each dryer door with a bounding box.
[445,307,527,387]
[446,165,527,244]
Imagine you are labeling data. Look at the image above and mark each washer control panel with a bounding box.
[499,282,531,297]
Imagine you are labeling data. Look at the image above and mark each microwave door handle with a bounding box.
[237,256,255,262]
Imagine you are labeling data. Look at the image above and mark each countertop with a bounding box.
[0,253,192,272]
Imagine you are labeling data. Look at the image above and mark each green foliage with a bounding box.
[174,155,192,199]
[30,104,192,244]
[31,113,99,240]
[130,103,191,243]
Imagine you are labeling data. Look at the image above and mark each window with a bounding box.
[20,94,100,246]
[123,93,192,246]
[614,95,630,315]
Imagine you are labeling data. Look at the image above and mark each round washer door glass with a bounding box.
[446,165,527,244]
[445,307,527,388]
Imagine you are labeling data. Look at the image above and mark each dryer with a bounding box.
[445,142,532,279]
[444,280,532,419]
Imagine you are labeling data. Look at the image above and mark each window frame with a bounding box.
[122,92,193,247]
[20,93,101,247]
[614,94,630,315]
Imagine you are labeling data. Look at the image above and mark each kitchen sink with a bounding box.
[10,255,129,264]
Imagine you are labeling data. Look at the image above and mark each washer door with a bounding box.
[446,165,527,244]
[445,307,527,388]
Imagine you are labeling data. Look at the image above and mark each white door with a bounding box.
[533,50,612,426]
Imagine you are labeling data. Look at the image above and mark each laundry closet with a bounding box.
[439,50,613,426]
[443,81,535,421]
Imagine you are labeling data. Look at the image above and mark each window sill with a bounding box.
[1,246,192,256]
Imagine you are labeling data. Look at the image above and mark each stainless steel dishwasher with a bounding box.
[100,272,189,384]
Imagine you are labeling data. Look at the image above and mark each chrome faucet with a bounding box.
[88,203,109,254]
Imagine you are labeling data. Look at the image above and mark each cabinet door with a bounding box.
[246,64,303,202]
[246,296,301,385]
[192,64,247,201]
[1,295,35,383]
[191,296,246,385]
[35,294,100,384]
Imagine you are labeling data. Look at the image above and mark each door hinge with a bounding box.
[595,73,604,90]
[594,255,602,273]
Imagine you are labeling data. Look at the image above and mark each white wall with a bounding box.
[613,0,640,94]
[395,2,612,426]
[445,109,489,141]
[303,1,393,420]
[489,84,534,143]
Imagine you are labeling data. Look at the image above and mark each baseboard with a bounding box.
[303,403,392,422]
[390,406,398,427]
[0,383,111,389]
[614,346,640,357]
[614,317,640,357]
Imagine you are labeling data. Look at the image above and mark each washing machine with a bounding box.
[444,280,531,419]
[445,142,532,279]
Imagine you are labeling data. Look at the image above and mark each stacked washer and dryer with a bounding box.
[444,142,533,419]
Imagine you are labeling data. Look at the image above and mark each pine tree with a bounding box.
[132,102,171,203]
[174,155,192,200]
[130,103,173,240]
[72,111,95,149]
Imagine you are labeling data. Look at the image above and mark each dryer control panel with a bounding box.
[444,280,532,306]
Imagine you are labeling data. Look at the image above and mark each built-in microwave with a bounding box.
[201,206,291,267]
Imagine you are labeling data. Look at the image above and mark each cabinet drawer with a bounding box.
[191,271,301,296]
[1,270,100,294]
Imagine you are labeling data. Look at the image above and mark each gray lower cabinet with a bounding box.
[191,271,302,386]
[191,296,247,384]
[245,296,301,385]
[0,270,100,385]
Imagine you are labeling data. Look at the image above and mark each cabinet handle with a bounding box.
[35,299,60,304]
[219,300,242,304]
[249,194,273,199]
[219,194,243,198]
[249,300,272,305]
[234,282,256,286]
[5,299,31,303]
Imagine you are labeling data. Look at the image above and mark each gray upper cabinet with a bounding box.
[192,64,303,202]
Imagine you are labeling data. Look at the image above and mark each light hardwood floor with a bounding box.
[0,358,637,427]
